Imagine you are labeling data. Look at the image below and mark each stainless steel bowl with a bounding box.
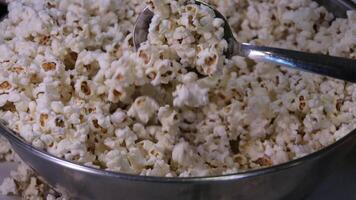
[0,1,355,200]
[1,122,355,200]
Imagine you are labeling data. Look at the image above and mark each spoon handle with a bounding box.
[238,43,356,83]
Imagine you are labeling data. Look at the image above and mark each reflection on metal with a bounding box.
[248,50,298,69]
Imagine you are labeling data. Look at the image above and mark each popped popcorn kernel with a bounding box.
[41,62,57,72]
[0,81,12,91]
[8,66,24,74]
[39,113,49,127]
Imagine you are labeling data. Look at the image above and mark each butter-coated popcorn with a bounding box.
[0,0,356,198]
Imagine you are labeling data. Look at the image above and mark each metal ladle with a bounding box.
[134,1,356,82]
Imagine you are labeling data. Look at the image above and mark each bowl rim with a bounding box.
[3,121,356,183]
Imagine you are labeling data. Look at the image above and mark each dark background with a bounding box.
[307,147,356,200]
[0,1,6,20]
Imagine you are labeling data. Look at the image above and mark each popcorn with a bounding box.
[0,177,18,195]
[157,105,180,131]
[0,0,355,198]
[173,81,209,107]
[0,80,12,92]
[110,109,127,126]
[144,0,227,76]
[196,46,220,75]
[74,77,94,99]
[51,101,64,114]
[0,163,56,199]
[102,150,135,173]
[115,127,138,147]
[128,96,159,124]
[172,140,193,166]
[41,62,57,72]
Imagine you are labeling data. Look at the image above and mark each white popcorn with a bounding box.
[50,101,64,114]
[110,59,136,87]
[145,0,227,76]
[173,81,209,107]
[74,76,94,99]
[115,127,138,147]
[110,109,127,125]
[196,46,221,75]
[157,105,180,131]
[0,177,18,195]
[0,0,355,198]
[127,148,147,173]
[103,150,135,173]
[128,96,159,124]
[172,140,192,166]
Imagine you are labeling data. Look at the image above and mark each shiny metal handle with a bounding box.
[239,43,356,83]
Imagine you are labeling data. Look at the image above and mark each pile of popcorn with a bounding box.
[0,0,355,199]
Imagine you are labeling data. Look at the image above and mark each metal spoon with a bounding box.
[134,1,356,82]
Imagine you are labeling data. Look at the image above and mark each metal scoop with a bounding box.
[134,1,356,82]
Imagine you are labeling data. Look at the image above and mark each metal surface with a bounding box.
[133,8,154,50]
[1,1,356,200]
[2,150,356,200]
[315,0,356,18]
[0,1,6,20]
[134,1,356,82]
[306,146,356,200]
[237,43,356,82]
[0,121,356,200]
